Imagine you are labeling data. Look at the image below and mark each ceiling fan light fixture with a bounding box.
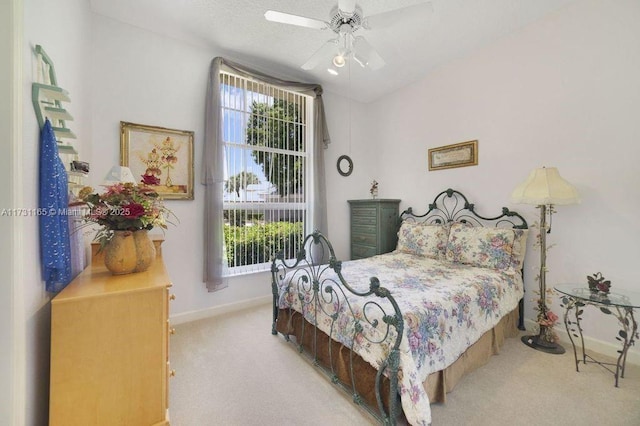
[332,54,346,68]
[352,36,373,68]
[267,1,397,72]
[353,52,368,68]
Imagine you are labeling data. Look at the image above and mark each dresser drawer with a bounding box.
[351,232,377,246]
[351,244,378,259]
[351,223,377,235]
[352,215,377,227]
[351,206,377,216]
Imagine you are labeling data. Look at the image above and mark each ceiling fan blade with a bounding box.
[363,2,434,30]
[264,10,328,30]
[338,0,357,16]
[301,39,339,70]
[352,36,385,70]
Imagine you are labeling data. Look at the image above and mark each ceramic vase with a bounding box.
[103,230,156,275]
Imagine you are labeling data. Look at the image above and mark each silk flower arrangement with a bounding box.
[79,182,175,249]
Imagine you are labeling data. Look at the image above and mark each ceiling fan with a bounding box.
[264,0,432,73]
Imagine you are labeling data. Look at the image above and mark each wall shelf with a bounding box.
[51,126,77,139]
[31,46,75,139]
[32,44,86,196]
[43,106,73,121]
[32,82,71,103]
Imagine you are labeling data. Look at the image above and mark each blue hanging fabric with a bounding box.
[39,118,72,292]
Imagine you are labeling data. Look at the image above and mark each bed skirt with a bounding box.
[275,307,519,414]
[424,307,519,403]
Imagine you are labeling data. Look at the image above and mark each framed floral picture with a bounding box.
[120,121,194,200]
[428,140,478,171]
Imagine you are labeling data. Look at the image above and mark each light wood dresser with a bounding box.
[49,239,174,425]
[348,199,401,260]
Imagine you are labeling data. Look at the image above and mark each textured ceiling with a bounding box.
[90,0,576,103]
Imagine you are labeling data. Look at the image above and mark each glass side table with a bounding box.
[554,284,640,387]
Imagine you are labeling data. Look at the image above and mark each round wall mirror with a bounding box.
[337,155,353,176]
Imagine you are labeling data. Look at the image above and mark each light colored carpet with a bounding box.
[169,303,640,426]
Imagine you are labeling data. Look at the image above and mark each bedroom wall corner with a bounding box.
[321,90,377,261]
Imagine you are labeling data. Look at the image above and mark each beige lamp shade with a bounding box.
[102,165,137,186]
[511,167,580,205]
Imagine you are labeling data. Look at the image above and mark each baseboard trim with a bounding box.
[170,295,271,325]
[523,319,640,366]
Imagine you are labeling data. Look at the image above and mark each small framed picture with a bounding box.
[428,140,478,171]
[120,121,194,200]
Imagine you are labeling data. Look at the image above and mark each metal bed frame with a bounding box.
[270,189,528,425]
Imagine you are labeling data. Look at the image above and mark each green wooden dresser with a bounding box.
[348,199,401,260]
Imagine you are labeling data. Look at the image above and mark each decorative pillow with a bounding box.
[445,223,518,270]
[396,222,449,259]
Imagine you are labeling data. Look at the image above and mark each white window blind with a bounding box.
[220,71,313,274]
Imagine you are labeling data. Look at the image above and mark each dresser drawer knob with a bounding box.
[170,327,176,335]
[169,294,176,301]
[169,369,176,377]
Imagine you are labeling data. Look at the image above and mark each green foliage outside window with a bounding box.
[223,210,264,227]
[245,100,304,196]
[223,221,303,268]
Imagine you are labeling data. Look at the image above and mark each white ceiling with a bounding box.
[89,0,576,103]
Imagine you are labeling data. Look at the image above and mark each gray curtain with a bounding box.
[202,57,331,292]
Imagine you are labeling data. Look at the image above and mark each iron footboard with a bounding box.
[271,231,404,425]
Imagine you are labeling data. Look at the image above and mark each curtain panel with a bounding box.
[202,57,331,292]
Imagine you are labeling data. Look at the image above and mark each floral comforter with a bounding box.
[277,251,523,426]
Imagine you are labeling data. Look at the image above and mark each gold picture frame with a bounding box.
[428,140,478,171]
[120,121,194,200]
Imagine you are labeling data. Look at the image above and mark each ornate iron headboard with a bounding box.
[401,188,528,230]
[401,189,528,330]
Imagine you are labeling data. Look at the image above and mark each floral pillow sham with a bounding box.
[446,222,526,271]
[396,222,449,259]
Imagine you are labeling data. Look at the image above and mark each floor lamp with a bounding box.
[511,167,580,354]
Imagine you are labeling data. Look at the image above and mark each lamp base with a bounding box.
[521,334,566,355]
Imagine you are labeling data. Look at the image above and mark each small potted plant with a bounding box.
[370,180,378,199]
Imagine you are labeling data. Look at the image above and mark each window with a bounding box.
[220,72,314,274]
